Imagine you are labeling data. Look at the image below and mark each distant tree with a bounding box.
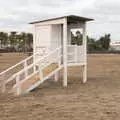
[97,34,111,50]
[0,29,111,53]
[0,32,8,48]
[16,34,23,52]
[87,36,97,51]
[26,33,33,51]
[0,31,33,53]
[9,32,17,50]
[20,32,27,52]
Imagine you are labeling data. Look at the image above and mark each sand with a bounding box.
[0,53,120,120]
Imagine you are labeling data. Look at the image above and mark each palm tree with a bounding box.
[3,33,8,48]
[26,33,33,51]
[9,32,17,50]
[0,32,8,48]
[20,32,27,53]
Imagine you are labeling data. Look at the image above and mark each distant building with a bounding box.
[110,41,120,51]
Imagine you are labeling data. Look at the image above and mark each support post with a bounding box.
[24,61,28,78]
[33,25,36,73]
[75,45,78,63]
[83,65,87,83]
[82,22,87,83]
[16,75,21,95]
[54,72,60,82]
[63,18,68,87]
[39,65,43,83]
[54,49,61,82]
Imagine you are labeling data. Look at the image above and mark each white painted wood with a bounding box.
[34,18,65,26]
[0,55,33,76]
[33,25,36,73]
[83,65,87,83]
[63,18,68,87]
[0,16,90,95]
[40,55,62,70]
[13,70,38,89]
[51,24,62,51]
[24,61,28,78]
[54,53,61,82]
[75,45,77,62]
[13,47,62,89]
[5,63,36,84]
[26,65,63,93]
[82,22,87,83]
[68,63,86,67]
[58,53,61,67]
[39,65,43,83]
[16,75,21,95]
[54,71,60,82]
[67,45,85,64]
[35,25,51,59]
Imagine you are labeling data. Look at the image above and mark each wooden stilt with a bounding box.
[63,18,68,87]
[82,22,87,83]
[83,65,87,83]
[54,71,60,82]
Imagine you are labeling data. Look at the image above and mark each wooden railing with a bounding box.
[0,45,85,95]
[67,45,85,65]
[0,46,62,95]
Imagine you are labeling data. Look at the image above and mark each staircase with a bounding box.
[0,46,63,95]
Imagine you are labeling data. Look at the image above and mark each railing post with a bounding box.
[33,55,36,73]
[82,22,87,83]
[58,48,61,67]
[16,75,21,95]
[83,65,87,83]
[54,52,61,82]
[54,71,60,82]
[24,61,28,78]
[58,59,61,67]
[75,45,78,63]
[39,64,43,83]
[63,18,68,87]
[33,25,36,73]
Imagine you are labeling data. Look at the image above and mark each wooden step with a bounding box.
[12,64,61,95]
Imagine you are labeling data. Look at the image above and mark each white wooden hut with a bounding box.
[0,15,93,95]
[30,15,93,86]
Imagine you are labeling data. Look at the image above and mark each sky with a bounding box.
[0,0,120,41]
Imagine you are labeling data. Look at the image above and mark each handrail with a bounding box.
[13,70,39,89]
[26,65,63,93]
[5,46,62,83]
[40,55,62,69]
[36,46,62,61]
[0,52,40,76]
[0,45,76,76]
[0,45,84,94]
[13,55,62,89]
[5,63,35,84]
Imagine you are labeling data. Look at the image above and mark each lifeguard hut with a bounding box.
[0,15,93,95]
[30,15,93,86]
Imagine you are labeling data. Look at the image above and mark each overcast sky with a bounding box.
[0,0,120,41]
